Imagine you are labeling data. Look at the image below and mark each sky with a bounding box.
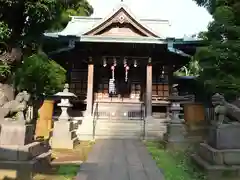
[88,0,213,38]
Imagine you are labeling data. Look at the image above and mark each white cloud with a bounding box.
[88,0,212,38]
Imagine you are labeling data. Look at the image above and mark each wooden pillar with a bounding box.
[86,60,94,116]
[146,59,152,119]
[168,65,174,94]
[166,65,173,118]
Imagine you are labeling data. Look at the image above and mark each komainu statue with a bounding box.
[211,93,240,125]
[0,91,31,122]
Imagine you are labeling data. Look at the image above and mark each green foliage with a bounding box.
[57,165,79,178]
[0,0,60,45]
[145,141,206,180]
[13,53,66,99]
[174,57,202,77]
[49,0,93,31]
[194,0,240,100]
[0,22,10,41]
[0,0,93,45]
[0,61,11,80]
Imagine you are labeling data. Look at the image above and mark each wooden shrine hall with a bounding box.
[44,3,200,122]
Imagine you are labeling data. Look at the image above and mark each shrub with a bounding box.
[13,53,66,99]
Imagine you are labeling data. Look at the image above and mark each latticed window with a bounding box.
[152,67,169,100]
[70,70,87,97]
[152,84,169,99]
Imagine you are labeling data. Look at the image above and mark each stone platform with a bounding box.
[192,124,240,180]
[51,120,79,149]
[0,121,51,180]
[192,152,240,180]
[0,150,51,180]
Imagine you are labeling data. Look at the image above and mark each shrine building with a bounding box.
[44,3,201,139]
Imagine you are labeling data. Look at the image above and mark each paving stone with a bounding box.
[76,139,165,180]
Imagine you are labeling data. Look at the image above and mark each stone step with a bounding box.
[95,123,143,128]
[94,135,142,139]
[95,126,166,132]
[95,130,142,134]
[95,121,143,125]
[95,128,142,132]
[95,119,143,122]
[151,118,169,123]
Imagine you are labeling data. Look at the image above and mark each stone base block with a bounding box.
[192,154,240,180]
[199,143,240,165]
[208,124,240,149]
[166,123,187,141]
[0,141,48,161]
[52,121,74,138]
[0,150,51,180]
[163,123,188,150]
[0,122,34,146]
[51,120,79,149]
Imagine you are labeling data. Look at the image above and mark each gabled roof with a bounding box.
[44,3,202,59]
[46,3,171,39]
[83,4,160,37]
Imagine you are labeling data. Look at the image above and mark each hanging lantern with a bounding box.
[123,58,127,67]
[103,58,107,67]
[125,65,129,82]
[161,66,165,79]
[113,58,117,67]
[162,66,165,75]
[134,60,137,68]
[111,65,115,80]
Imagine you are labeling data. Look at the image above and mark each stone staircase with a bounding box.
[76,103,169,140]
[93,118,169,140]
[94,119,144,139]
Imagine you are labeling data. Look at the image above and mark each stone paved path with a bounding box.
[76,139,165,180]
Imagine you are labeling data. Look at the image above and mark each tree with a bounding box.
[0,0,93,101]
[194,0,240,100]
[0,0,93,49]
[0,0,93,79]
[14,53,66,100]
[50,0,93,31]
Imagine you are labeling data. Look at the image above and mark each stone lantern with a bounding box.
[51,83,79,149]
[164,86,190,149]
[54,83,77,121]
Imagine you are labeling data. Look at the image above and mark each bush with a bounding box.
[13,53,66,99]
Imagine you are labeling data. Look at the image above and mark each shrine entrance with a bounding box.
[94,57,145,103]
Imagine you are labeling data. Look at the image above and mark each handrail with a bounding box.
[92,102,99,140]
[141,102,146,140]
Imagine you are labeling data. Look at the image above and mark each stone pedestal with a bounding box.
[164,123,188,150]
[192,124,240,180]
[51,120,79,149]
[164,103,188,150]
[0,121,51,180]
[208,124,240,149]
[0,121,34,146]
